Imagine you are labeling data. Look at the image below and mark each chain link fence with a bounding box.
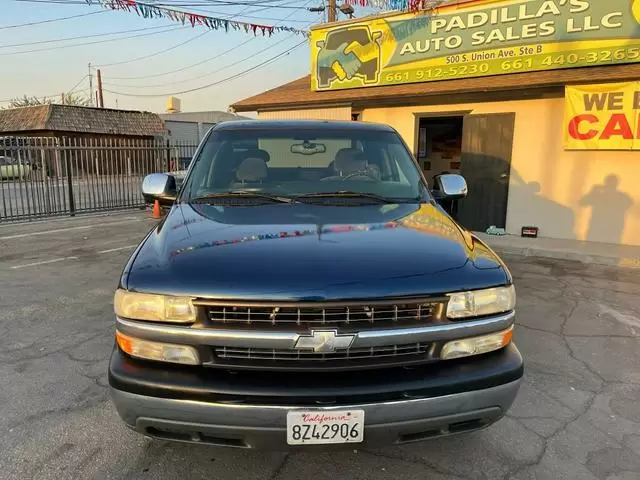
[0,136,198,222]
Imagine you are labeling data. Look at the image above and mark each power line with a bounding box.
[0,9,106,30]
[68,75,89,94]
[16,0,311,8]
[103,0,317,79]
[0,74,90,103]
[155,1,312,8]
[104,38,307,97]
[0,24,177,49]
[0,26,185,56]
[104,31,297,88]
[95,29,211,67]
[106,36,257,80]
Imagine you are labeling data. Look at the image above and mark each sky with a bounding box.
[0,0,382,114]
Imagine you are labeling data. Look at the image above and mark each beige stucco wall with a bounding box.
[258,107,351,121]
[362,98,640,246]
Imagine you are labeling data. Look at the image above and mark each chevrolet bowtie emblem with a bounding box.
[294,329,355,353]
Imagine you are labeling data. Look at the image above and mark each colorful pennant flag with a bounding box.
[345,0,448,12]
[85,0,310,37]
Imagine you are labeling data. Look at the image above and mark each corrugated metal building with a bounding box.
[159,111,252,170]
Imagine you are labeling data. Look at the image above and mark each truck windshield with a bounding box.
[181,128,427,202]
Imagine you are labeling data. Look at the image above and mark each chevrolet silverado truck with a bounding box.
[109,119,523,450]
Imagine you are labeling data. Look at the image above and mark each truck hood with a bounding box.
[123,202,509,300]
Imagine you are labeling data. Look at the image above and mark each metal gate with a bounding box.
[0,136,198,222]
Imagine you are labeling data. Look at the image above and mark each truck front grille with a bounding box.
[215,343,429,361]
[191,297,447,370]
[201,300,443,328]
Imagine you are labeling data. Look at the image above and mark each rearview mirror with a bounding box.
[432,173,468,200]
[291,142,327,155]
[142,173,177,206]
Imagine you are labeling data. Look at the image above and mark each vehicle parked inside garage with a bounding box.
[109,119,523,450]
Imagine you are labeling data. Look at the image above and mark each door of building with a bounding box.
[455,113,515,232]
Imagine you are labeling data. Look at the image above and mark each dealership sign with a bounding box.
[564,82,640,150]
[310,0,640,91]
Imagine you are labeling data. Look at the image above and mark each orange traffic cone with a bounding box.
[152,199,162,219]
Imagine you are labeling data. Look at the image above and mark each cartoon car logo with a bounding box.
[315,25,383,89]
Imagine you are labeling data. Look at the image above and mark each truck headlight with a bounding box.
[441,326,513,360]
[114,289,196,324]
[116,331,200,365]
[446,285,515,319]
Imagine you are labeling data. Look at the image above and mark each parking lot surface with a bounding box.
[1,212,639,480]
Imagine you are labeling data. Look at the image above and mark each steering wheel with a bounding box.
[341,170,379,181]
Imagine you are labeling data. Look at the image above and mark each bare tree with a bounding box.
[6,92,91,108]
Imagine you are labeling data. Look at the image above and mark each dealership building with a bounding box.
[231,0,640,247]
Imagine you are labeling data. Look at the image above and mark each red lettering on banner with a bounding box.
[568,114,598,140]
[634,91,640,110]
[600,114,634,140]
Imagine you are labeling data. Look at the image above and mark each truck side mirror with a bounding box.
[142,173,177,206]
[432,173,468,200]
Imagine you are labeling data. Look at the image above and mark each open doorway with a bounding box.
[416,115,464,219]
[415,113,515,232]
[416,116,463,182]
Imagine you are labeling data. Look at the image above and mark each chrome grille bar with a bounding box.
[116,312,515,350]
[215,343,429,362]
[203,303,439,327]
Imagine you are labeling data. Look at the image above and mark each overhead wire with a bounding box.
[155,1,310,8]
[15,0,311,8]
[0,73,90,103]
[95,28,211,67]
[103,30,298,88]
[0,25,185,56]
[0,9,106,30]
[159,0,314,22]
[3,0,316,101]
[0,24,179,49]
[67,75,89,94]
[103,0,317,80]
[96,0,270,78]
[104,38,308,97]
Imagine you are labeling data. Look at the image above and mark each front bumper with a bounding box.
[108,343,524,450]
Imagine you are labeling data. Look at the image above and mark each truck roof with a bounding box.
[213,119,396,132]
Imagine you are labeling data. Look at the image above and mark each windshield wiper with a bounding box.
[293,191,408,204]
[187,191,294,204]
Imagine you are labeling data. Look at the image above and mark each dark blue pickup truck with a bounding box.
[109,119,523,450]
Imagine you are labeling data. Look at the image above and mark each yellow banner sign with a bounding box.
[310,0,640,91]
[564,82,640,150]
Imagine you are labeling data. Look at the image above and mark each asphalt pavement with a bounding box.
[1,211,639,480]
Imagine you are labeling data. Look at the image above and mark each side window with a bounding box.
[383,144,412,184]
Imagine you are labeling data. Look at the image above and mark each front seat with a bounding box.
[327,148,380,180]
[333,148,367,176]
[235,156,268,184]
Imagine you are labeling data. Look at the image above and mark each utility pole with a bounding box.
[328,0,336,22]
[96,69,104,108]
[88,62,94,107]
[61,93,65,105]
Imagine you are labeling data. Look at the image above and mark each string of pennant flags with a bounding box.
[345,0,448,13]
[84,0,310,37]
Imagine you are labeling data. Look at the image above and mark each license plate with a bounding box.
[286,409,365,445]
